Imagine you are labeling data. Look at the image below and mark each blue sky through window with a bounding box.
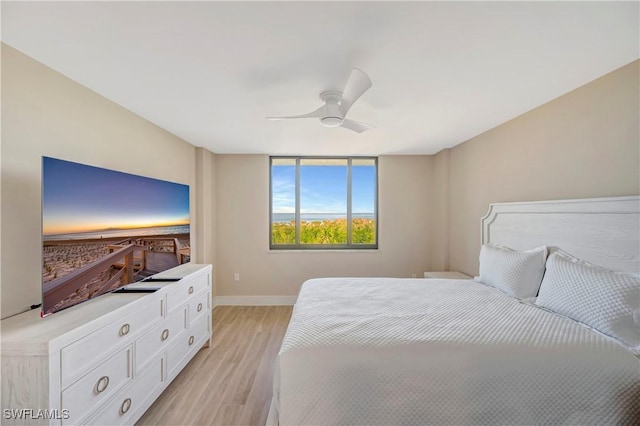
[272,159,375,216]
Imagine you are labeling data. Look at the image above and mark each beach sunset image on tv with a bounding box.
[42,157,190,315]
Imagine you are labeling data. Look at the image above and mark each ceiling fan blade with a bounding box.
[267,105,326,120]
[340,68,372,115]
[340,119,375,133]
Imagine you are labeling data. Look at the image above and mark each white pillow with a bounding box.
[475,244,547,299]
[536,251,640,353]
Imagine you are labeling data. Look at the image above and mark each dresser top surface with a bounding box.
[1,264,211,353]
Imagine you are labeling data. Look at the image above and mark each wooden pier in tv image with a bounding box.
[42,235,190,314]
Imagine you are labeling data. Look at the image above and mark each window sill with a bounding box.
[268,248,379,253]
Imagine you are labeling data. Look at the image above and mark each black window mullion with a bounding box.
[375,157,379,247]
[295,157,301,245]
[346,158,352,246]
[269,157,273,248]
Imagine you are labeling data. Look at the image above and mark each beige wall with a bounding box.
[429,149,450,272]
[195,147,217,294]
[445,60,640,276]
[214,154,433,298]
[1,45,201,318]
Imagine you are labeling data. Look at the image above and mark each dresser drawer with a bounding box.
[135,306,186,371]
[61,298,162,387]
[188,289,210,323]
[166,273,209,313]
[62,345,132,425]
[190,310,211,344]
[166,312,210,379]
[85,357,164,425]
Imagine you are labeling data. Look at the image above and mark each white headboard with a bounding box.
[481,196,640,273]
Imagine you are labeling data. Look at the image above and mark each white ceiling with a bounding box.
[2,1,638,155]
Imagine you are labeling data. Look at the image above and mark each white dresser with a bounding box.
[1,263,212,425]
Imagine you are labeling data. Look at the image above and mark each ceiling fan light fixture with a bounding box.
[320,116,344,127]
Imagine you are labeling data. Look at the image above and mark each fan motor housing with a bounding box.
[319,90,343,104]
[319,98,344,127]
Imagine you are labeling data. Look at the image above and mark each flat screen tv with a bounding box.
[41,156,190,316]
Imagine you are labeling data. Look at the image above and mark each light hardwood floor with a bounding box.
[137,305,293,426]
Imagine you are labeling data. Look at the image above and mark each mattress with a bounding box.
[273,277,640,425]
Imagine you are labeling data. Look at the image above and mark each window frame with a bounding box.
[269,156,378,250]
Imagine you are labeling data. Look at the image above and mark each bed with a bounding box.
[270,196,640,425]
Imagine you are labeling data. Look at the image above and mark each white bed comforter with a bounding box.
[274,278,640,425]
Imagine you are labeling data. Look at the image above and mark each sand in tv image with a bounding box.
[42,157,190,316]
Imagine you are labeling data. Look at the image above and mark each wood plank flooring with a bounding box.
[137,305,293,426]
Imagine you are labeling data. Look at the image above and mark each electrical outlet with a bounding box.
[234,272,240,281]
[411,273,417,278]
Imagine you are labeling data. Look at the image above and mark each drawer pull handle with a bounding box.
[189,335,195,346]
[95,376,110,394]
[188,286,194,294]
[197,303,203,312]
[119,323,130,336]
[161,329,170,341]
[120,398,132,415]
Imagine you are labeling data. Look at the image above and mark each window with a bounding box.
[270,156,378,249]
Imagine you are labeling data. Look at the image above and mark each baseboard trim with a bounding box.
[214,295,297,306]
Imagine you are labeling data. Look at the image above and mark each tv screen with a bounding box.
[42,157,190,316]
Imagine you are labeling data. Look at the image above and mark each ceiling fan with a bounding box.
[267,68,374,133]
